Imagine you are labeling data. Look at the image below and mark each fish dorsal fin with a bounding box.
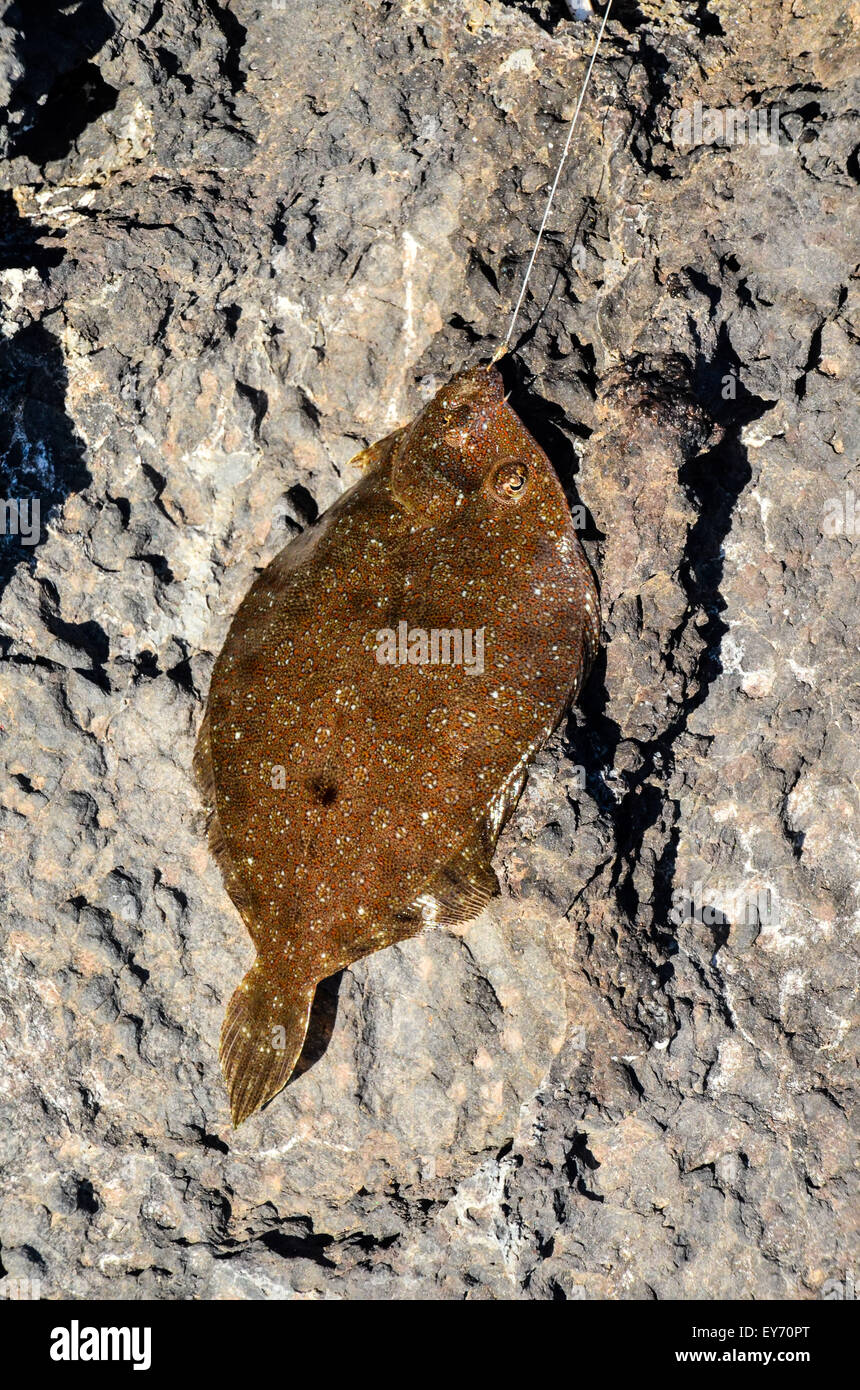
[192,708,216,802]
[194,710,260,935]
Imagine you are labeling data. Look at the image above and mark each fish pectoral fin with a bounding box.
[405,826,502,929]
[220,958,315,1127]
[346,426,404,473]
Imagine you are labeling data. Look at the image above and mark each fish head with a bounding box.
[392,365,566,521]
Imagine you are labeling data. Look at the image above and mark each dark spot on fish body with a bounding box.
[304,775,339,807]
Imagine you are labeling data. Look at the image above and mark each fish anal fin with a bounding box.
[487,762,530,841]
[405,825,501,930]
[220,958,316,1127]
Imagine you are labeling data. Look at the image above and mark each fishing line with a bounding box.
[491,0,614,365]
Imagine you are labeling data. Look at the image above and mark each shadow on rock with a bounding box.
[291,971,345,1082]
[562,353,768,1000]
[0,191,90,600]
[1,0,116,165]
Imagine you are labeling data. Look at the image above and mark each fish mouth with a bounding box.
[439,364,505,419]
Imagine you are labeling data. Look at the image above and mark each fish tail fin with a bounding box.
[219,958,315,1127]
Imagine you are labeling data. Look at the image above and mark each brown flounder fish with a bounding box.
[196,365,599,1125]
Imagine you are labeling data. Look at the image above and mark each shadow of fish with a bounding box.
[196,365,599,1125]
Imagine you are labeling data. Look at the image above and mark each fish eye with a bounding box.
[491,460,529,501]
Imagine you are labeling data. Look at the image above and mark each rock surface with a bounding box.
[0,0,857,1299]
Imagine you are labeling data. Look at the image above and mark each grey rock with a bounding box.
[0,0,856,1299]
